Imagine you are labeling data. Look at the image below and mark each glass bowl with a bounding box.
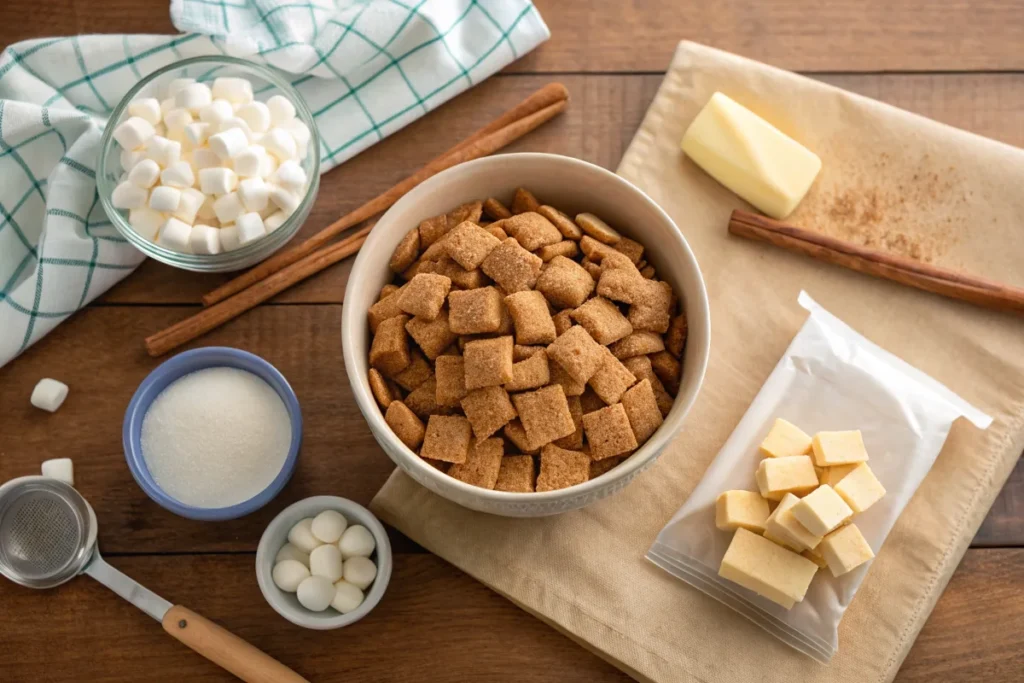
[97,56,320,273]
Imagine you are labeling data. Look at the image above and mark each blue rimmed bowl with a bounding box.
[123,347,302,521]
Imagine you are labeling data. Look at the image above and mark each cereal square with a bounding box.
[537,240,579,262]
[461,386,517,440]
[404,377,444,418]
[582,403,638,460]
[512,384,576,448]
[463,335,514,389]
[390,229,420,272]
[368,368,394,408]
[575,213,622,245]
[620,378,664,443]
[401,258,438,281]
[391,350,433,391]
[650,350,682,394]
[505,348,551,392]
[447,200,483,227]
[513,344,544,361]
[370,314,411,376]
[505,290,557,345]
[483,197,512,220]
[666,313,688,358]
[448,287,503,334]
[537,205,583,240]
[368,284,406,332]
[434,355,468,407]
[536,444,590,492]
[610,331,665,359]
[628,280,673,333]
[380,284,400,300]
[418,213,449,247]
[614,237,644,264]
[546,325,606,383]
[434,258,489,289]
[494,455,535,492]
[548,358,586,396]
[504,419,540,454]
[588,349,637,405]
[554,395,584,449]
[486,225,508,240]
[582,258,602,280]
[579,387,606,414]
[579,235,621,263]
[504,212,562,251]
[535,255,595,309]
[444,221,501,270]
[448,438,504,489]
[641,265,656,279]
[552,309,574,336]
[621,355,674,416]
[406,309,458,360]
[421,414,472,463]
[571,296,633,345]
[596,267,646,304]
[590,455,626,479]
[481,238,543,293]
[512,187,541,214]
[385,401,425,450]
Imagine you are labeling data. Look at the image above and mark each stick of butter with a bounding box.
[681,92,821,219]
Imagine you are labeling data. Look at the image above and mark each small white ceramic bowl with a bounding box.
[342,153,711,517]
[256,496,392,629]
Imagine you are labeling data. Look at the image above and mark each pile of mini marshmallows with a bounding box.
[110,76,312,255]
[272,510,379,614]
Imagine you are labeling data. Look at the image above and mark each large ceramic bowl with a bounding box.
[342,153,710,517]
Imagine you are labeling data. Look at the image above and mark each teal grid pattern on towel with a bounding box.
[0,0,549,368]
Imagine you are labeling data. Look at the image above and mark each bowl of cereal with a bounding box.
[342,153,710,517]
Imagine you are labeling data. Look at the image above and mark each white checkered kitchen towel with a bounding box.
[0,0,549,368]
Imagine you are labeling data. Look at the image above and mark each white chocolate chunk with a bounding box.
[144,136,182,167]
[309,544,344,583]
[275,543,310,566]
[715,490,770,533]
[266,95,296,125]
[819,523,874,577]
[191,148,220,171]
[296,576,335,612]
[199,167,238,195]
[811,430,869,467]
[331,580,364,613]
[212,76,254,104]
[272,160,306,193]
[149,185,182,212]
[173,188,205,224]
[209,128,249,160]
[199,99,234,125]
[833,463,886,514]
[264,210,289,233]
[165,77,196,99]
[31,378,69,412]
[238,177,269,212]
[287,518,322,553]
[311,510,348,544]
[128,208,165,240]
[262,127,297,161]
[763,492,822,552]
[791,485,853,537]
[128,97,162,126]
[174,82,213,111]
[755,455,818,501]
[160,160,195,188]
[127,158,161,188]
[41,457,74,485]
[719,528,818,609]
[342,556,376,590]
[236,102,271,134]
[235,212,266,245]
[268,184,300,213]
[219,224,241,251]
[760,418,812,458]
[213,192,245,224]
[233,145,267,177]
[184,122,211,147]
[113,117,156,150]
[272,559,309,593]
[156,217,192,252]
[112,181,148,209]
[189,224,222,254]
[338,525,375,559]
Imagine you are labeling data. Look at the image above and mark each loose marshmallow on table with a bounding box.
[309,544,344,583]
[199,167,238,195]
[41,458,74,486]
[112,117,156,151]
[238,177,269,212]
[175,82,213,112]
[342,556,377,590]
[236,102,271,134]
[112,181,148,209]
[338,525,376,559]
[236,212,266,245]
[189,224,222,255]
[149,185,182,212]
[272,559,310,592]
[213,77,254,104]
[287,518,322,554]
[128,158,161,188]
[296,576,335,612]
[209,128,249,160]
[234,145,267,177]
[311,510,348,544]
[128,98,162,126]
[266,95,296,125]
[129,208,165,240]
[330,581,364,614]
[262,127,297,161]
[31,378,69,412]
[276,543,310,566]
[273,160,306,194]
[157,217,192,252]
[161,161,195,189]
[213,192,245,224]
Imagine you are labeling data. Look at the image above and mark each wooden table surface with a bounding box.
[1,1,1022,681]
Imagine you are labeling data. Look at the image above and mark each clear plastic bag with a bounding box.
[647,292,991,662]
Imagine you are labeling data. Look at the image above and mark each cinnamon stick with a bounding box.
[202,83,570,306]
[729,209,1024,313]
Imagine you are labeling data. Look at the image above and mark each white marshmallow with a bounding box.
[264,210,289,233]
[128,97,162,126]
[149,185,182,212]
[120,148,145,172]
[173,188,205,224]
[213,192,245,224]
[156,217,192,252]
[281,119,311,159]
[342,556,377,590]
[275,543,310,566]
[259,204,278,220]
[184,122,211,147]
[268,184,300,214]
[272,560,310,593]
[165,128,189,149]
[233,144,267,177]
[160,98,174,116]
[262,127,297,161]
[41,458,74,485]
[112,181,148,209]
[266,95,296,125]
[144,136,181,167]
[287,518,321,553]
[174,82,213,112]
[212,77,254,104]
[199,167,237,195]
[199,99,234,125]
[296,576,335,612]
[236,211,266,245]
[330,581,364,614]
[238,177,269,212]
[113,116,156,150]
[163,108,193,133]
[127,158,161,188]
[191,148,220,171]
[196,193,217,221]
[236,102,271,134]
[166,77,196,99]
[160,161,195,188]
[272,160,307,193]
[209,128,249,160]
[338,525,376,559]
[30,378,69,413]
[311,510,348,544]
[218,116,253,142]
[260,153,279,179]
[309,544,344,583]
[129,208,165,240]
[219,224,241,251]
[189,224,222,254]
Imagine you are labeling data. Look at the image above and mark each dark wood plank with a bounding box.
[974,458,1024,547]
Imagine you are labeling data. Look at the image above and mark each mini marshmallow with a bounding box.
[191,148,220,171]
[273,160,307,193]
[218,116,254,142]
[311,510,348,544]
[213,192,245,224]
[173,188,205,224]
[266,95,297,125]
[212,77,254,104]
[236,211,266,245]
[166,77,196,98]
[163,108,193,132]
[233,144,267,177]
[209,128,249,160]
[220,224,242,251]
[296,576,335,612]
[260,153,279,179]
[309,544,344,583]
[269,184,300,214]
[287,518,322,553]
[338,525,375,559]
[31,378,69,412]
[149,185,182,212]
[112,181,148,209]
[199,99,234,125]
[127,158,161,188]
[120,148,145,172]
[174,82,213,112]
[113,116,156,150]
[264,210,289,233]
[156,217,192,252]
[160,161,195,189]
[238,177,269,212]
[128,97,162,126]
[236,102,271,134]
[281,119,311,159]
[160,98,174,116]
[342,556,377,590]
[189,224,222,255]
[259,204,278,220]
[275,543,310,566]
[262,127,297,161]
[330,581,364,614]
[272,560,310,593]
[196,193,217,220]
[41,458,74,485]
[129,208,165,240]
[184,122,211,147]
[144,136,182,167]
[199,167,238,195]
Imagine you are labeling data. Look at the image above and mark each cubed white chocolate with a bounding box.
[763,492,822,552]
[719,528,819,609]
[820,463,859,487]
[834,463,886,514]
[811,430,869,467]
[759,418,812,458]
[791,485,853,537]
[715,490,771,533]
[755,455,818,501]
[819,523,874,577]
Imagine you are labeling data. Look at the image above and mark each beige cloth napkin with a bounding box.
[371,41,1024,682]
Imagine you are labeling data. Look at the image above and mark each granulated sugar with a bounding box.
[141,367,292,508]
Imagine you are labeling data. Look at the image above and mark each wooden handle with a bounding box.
[728,209,1024,313]
[162,605,308,683]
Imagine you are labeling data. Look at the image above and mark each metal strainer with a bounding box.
[0,476,307,682]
